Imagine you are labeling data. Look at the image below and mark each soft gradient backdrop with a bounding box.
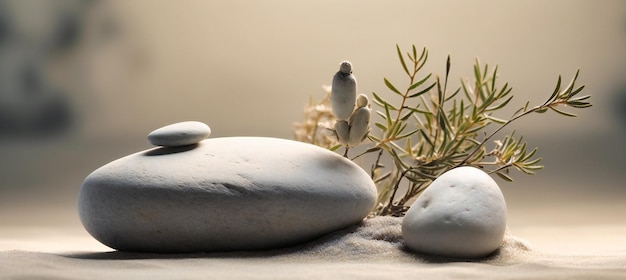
[0,0,624,233]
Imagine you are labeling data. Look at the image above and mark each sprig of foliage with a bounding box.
[295,45,591,217]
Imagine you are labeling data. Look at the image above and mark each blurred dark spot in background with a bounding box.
[0,0,94,140]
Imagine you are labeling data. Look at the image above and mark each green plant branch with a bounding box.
[456,69,588,168]
[295,44,591,216]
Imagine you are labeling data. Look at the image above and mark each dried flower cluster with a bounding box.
[293,86,339,149]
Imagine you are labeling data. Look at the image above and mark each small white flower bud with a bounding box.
[334,120,350,146]
[348,106,371,147]
[356,94,369,108]
[331,61,357,121]
[339,61,352,74]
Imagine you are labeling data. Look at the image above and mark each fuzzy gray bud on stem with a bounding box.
[331,61,357,121]
[348,94,371,147]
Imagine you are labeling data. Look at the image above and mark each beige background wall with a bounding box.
[0,0,624,228]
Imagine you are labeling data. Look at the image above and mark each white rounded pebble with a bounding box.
[331,61,357,121]
[402,166,507,258]
[78,137,377,253]
[147,121,210,147]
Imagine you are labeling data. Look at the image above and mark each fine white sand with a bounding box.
[2,216,625,280]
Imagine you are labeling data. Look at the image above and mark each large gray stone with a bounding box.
[78,137,377,253]
[402,166,507,258]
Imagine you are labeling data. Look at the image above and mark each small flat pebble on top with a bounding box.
[148,121,211,147]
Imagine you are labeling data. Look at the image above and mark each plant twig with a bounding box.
[295,45,591,216]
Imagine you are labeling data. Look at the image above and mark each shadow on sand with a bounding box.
[59,219,504,264]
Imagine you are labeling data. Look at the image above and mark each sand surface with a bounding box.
[2,217,625,280]
[0,1,625,278]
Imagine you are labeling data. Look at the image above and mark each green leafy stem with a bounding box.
[356,44,591,216]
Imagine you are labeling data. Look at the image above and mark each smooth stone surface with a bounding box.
[402,166,507,258]
[147,121,210,147]
[78,137,377,253]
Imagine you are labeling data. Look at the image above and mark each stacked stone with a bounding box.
[78,121,377,253]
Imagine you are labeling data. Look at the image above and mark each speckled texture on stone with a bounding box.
[402,166,507,258]
[78,137,377,253]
